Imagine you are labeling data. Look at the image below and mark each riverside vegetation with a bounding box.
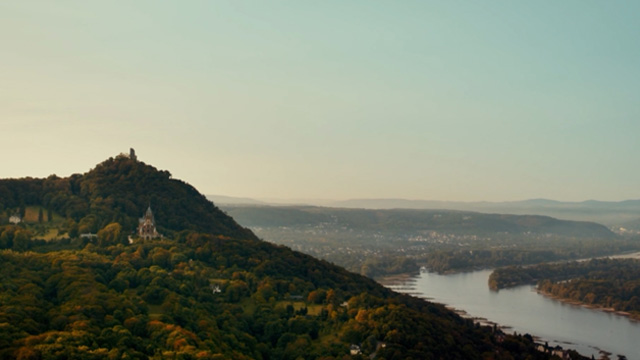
[489,258,640,320]
[0,154,582,359]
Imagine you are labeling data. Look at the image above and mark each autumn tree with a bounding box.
[97,222,123,246]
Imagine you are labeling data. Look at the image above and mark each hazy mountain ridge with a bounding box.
[222,205,616,239]
[330,199,640,227]
[210,195,640,227]
[208,194,268,206]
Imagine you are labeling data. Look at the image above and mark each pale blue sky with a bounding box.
[2,1,639,202]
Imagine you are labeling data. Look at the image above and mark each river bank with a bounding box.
[536,288,640,322]
[384,269,639,359]
[375,272,415,285]
[380,273,593,358]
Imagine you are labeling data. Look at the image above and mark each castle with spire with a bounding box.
[138,205,161,239]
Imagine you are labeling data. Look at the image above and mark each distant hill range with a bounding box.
[209,195,640,227]
[221,205,616,239]
[207,194,268,205]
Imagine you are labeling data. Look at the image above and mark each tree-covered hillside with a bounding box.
[0,155,583,359]
[0,155,253,240]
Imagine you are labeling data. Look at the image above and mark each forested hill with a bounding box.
[223,205,616,239]
[0,155,583,359]
[0,155,254,239]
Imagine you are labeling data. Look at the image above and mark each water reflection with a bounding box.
[387,269,640,360]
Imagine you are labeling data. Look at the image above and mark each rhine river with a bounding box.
[386,268,640,360]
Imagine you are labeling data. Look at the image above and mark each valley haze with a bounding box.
[209,195,640,227]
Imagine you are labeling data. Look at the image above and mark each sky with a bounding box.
[2,1,640,202]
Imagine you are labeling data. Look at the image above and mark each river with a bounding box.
[385,268,640,359]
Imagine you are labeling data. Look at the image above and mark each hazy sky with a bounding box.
[2,2,639,202]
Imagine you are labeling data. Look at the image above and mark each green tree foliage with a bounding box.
[97,222,123,246]
[0,225,32,250]
[489,258,640,291]
[522,259,640,319]
[0,155,585,359]
[0,156,254,240]
[0,240,573,359]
